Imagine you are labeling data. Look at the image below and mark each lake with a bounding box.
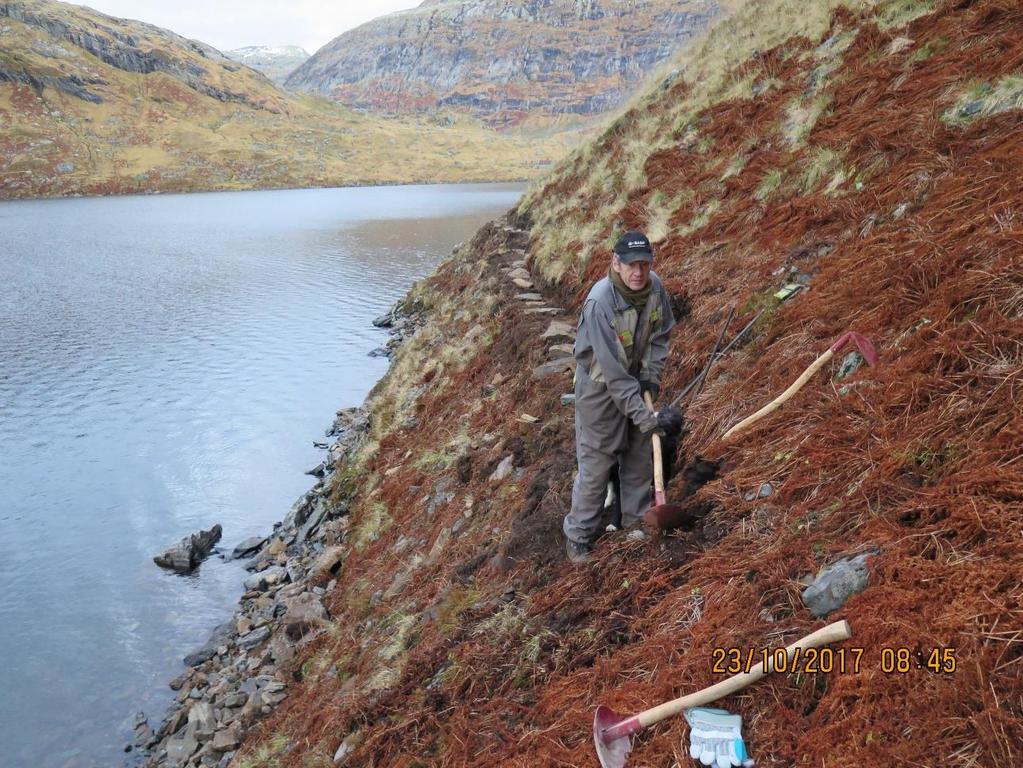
[0,182,524,767]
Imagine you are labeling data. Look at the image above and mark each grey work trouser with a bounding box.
[563,420,653,545]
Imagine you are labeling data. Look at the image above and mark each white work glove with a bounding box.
[684,707,754,768]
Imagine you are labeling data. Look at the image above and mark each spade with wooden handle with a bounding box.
[592,620,853,768]
[642,391,687,526]
[721,331,877,440]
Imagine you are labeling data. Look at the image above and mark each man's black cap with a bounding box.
[613,230,653,263]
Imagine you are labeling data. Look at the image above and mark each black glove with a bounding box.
[655,406,684,438]
[639,380,660,400]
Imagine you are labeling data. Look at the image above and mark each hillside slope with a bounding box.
[0,0,565,198]
[149,0,1021,766]
[284,0,722,128]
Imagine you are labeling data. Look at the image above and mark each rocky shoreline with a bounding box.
[129,300,424,768]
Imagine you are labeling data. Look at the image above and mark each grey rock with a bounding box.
[516,292,544,301]
[531,357,574,379]
[426,480,454,517]
[154,524,223,572]
[305,461,327,477]
[165,724,200,766]
[297,500,329,542]
[163,706,188,739]
[372,310,395,328]
[56,161,74,173]
[560,393,576,406]
[548,343,575,357]
[134,723,154,745]
[282,592,328,640]
[744,482,774,501]
[333,733,359,764]
[541,320,576,343]
[488,454,515,483]
[243,565,286,592]
[210,724,242,753]
[801,548,879,617]
[835,351,864,380]
[960,100,983,117]
[169,669,193,690]
[187,702,216,732]
[223,692,248,708]
[183,647,216,668]
[230,536,267,560]
[236,625,271,651]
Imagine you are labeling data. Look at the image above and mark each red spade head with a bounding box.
[830,331,878,366]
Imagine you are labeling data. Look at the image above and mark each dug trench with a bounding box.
[139,1,1022,766]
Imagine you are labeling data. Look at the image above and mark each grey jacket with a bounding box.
[573,272,675,452]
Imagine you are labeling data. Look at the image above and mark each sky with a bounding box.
[74,1,422,54]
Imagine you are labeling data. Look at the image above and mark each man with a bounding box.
[563,230,683,563]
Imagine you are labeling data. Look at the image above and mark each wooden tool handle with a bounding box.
[636,620,852,728]
[643,392,666,504]
[722,348,835,439]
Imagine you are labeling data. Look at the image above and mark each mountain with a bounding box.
[225,45,309,85]
[0,0,569,198]
[285,0,723,128]
[136,0,1023,765]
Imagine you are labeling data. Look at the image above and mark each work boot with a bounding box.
[565,537,592,564]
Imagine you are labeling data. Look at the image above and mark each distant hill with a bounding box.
[285,0,722,128]
[0,0,569,198]
[226,45,309,85]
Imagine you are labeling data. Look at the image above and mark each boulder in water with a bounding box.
[153,524,223,573]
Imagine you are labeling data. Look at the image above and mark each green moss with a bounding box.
[413,449,457,472]
[434,586,483,635]
[877,0,935,29]
[798,147,845,193]
[907,37,947,65]
[353,501,391,550]
[942,75,1023,126]
[365,612,418,691]
[720,153,748,181]
[234,732,291,768]
[891,442,963,485]
[755,169,784,201]
[783,95,831,145]
[694,134,716,154]
[672,199,722,239]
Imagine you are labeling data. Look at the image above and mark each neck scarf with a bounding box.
[608,266,652,310]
